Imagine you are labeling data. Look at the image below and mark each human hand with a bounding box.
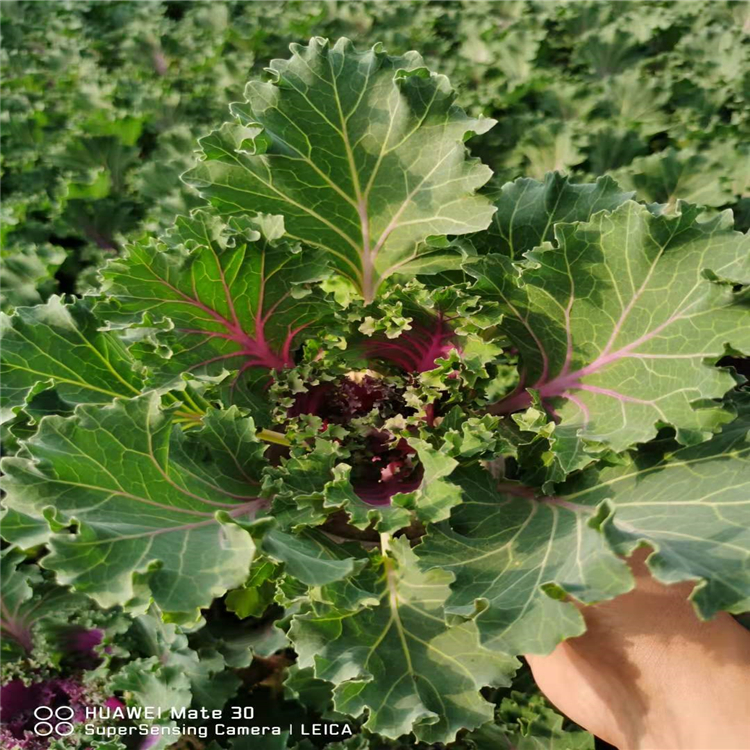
[526,548,750,750]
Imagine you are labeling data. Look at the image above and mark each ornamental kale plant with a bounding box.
[1,34,749,750]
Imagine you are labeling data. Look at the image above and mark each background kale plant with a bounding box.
[1,3,749,750]
[2,1,748,309]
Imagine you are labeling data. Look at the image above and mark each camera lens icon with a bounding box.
[33,706,76,737]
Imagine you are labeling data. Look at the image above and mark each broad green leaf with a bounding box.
[290,538,518,743]
[417,468,631,655]
[479,200,749,456]
[195,608,289,666]
[225,558,279,619]
[171,403,268,499]
[0,395,266,617]
[604,70,670,136]
[0,296,142,423]
[417,409,750,655]
[586,128,649,175]
[512,123,582,181]
[615,148,734,208]
[565,401,750,618]
[0,507,52,548]
[262,528,364,586]
[481,173,633,259]
[98,210,329,406]
[283,665,337,717]
[0,243,66,310]
[183,37,496,302]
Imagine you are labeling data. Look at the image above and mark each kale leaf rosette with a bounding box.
[2,34,749,749]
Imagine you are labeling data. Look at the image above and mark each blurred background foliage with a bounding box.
[2,0,749,309]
